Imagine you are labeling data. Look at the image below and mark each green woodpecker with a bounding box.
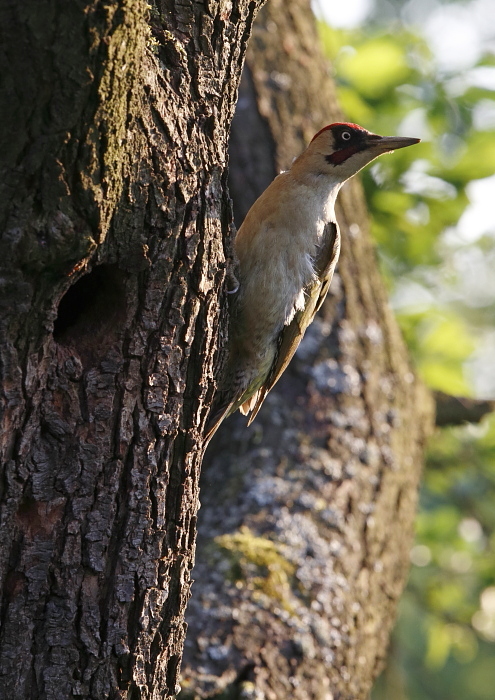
[206,122,420,439]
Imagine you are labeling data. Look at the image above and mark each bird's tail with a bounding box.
[204,392,237,443]
[204,361,267,442]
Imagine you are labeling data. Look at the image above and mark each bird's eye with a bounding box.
[341,131,351,141]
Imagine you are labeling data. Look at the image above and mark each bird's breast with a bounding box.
[233,173,339,349]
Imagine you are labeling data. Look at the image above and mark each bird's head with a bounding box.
[292,122,420,184]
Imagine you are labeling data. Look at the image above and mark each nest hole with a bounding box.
[54,264,127,365]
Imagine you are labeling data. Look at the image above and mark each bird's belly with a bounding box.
[238,256,313,351]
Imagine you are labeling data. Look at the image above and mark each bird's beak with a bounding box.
[366,133,421,154]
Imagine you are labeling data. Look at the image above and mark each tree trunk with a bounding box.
[181,2,434,699]
[0,1,264,698]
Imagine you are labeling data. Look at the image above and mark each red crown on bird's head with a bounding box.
[311,122,368,142]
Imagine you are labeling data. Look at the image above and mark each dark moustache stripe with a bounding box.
[325,145,361,165]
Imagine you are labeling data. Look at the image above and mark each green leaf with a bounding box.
[446,131,495,182]
[338,38,411,98]
[336,86,374,124]
[425,620,452,669]
[421,315,475,360]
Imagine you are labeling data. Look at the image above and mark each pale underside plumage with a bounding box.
[240,219,340,423]
[205,220,340,439]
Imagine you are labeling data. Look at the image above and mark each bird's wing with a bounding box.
[246,220,341,425]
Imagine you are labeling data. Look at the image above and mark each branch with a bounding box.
[434,390,495,427]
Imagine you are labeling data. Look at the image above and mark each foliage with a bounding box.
[318,8,495,700]
[373,415,495,700]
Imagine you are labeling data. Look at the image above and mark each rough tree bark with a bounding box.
[180,2,435,699]
[0,1,264,698]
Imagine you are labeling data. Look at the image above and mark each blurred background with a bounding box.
[312,0,495,697]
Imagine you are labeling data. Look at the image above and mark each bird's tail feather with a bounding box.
[204,393,237,443]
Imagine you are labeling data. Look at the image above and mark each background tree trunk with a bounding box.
[180,1,434,699]
[0,1,263,698]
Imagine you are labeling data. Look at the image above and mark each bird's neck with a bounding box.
[321,180,342,223]
[290,167,343,224]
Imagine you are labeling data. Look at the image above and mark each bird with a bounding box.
[206,122,420,440]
